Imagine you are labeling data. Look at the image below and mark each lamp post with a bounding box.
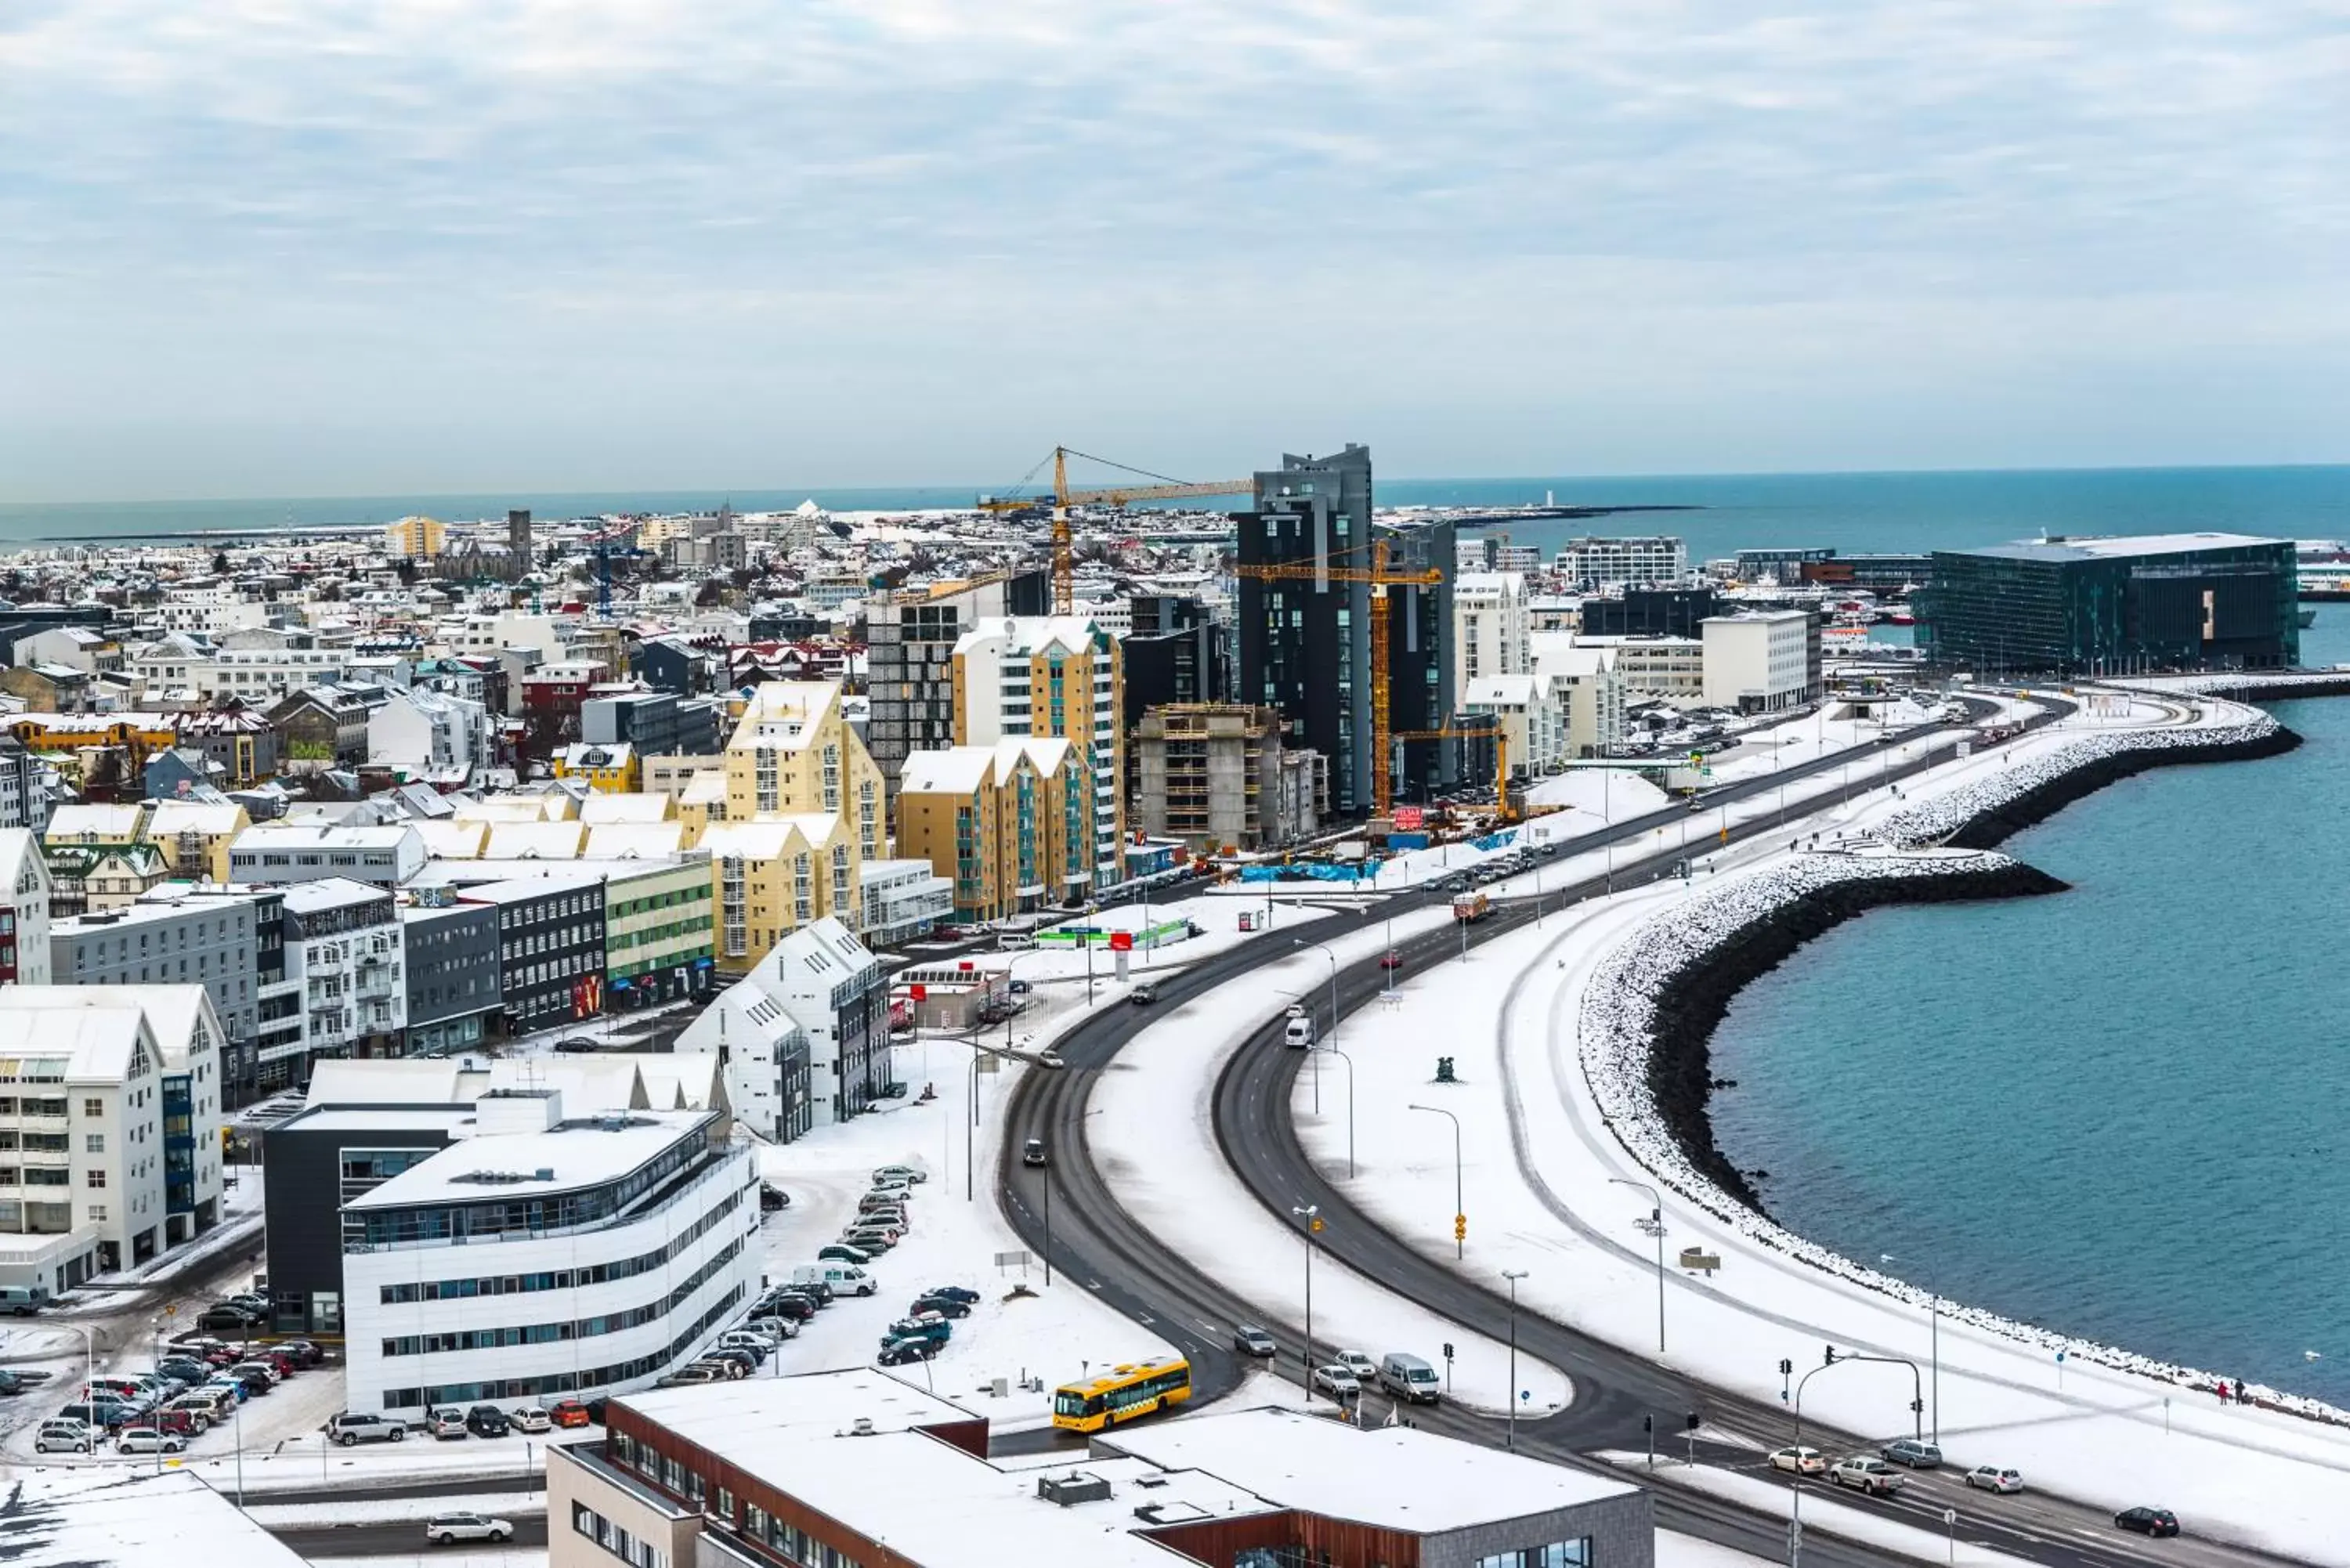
[1502,1269,1528,1451]
[1408,1104,1464,1259]
[1293,940,1337,1115]
[1882,1252,1940,1445]
[58,1322,96,1410]
[1321,1045,1356,1179]
[149,1320,168,1476]
[1291,1205,1318,1399]
[1609,1176,1667,1356]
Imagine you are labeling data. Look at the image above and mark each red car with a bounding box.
[1379,950,1403,970]
[549,1399,594,1429]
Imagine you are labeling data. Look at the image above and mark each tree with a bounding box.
[211,551,230,575]
[694,578,726,608]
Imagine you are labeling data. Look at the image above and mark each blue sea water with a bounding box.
[1711,617,2350,1406]
[5,465,2349,553]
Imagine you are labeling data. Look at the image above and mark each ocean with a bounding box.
[1711,616,2350,1406]
[6,465,2350,555]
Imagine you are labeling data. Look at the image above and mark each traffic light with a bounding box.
[1686,1411,1701,1432]
[1824,1345,1838,1365]
[1643,1414,1653,1433]
[1442,1342,1455,1362]
[1779,1358,1794,1377]
[1452,1213,1467,1244]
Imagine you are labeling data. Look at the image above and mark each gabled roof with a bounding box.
[898,746,995,797]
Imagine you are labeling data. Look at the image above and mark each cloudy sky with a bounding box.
[4,2,2345,500]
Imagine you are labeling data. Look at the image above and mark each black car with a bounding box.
[759,1183,790,1212]
[922,1286,982,1305]
[584,1396,609,1425]
[465,1404,510,1437]
[197,1306,261,1333]
[877,1337,938,1367]
[554,1037,600,1054]
[2114,1508,2179,1538]
[760,1294,817,1321]
[909,1294,972,1320]
[274,1339,326,1367]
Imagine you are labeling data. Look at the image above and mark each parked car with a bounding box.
[924,1285,981,1305]
[703,1349,758,1377]
[58,1400,136,1430]
[873,1165,927,1185]
[841,1227,902,1252]
[554,1037,600,1054]
[1966,1465,2024,1494]
[197,1306,261,1333]
[1769,1446,1828,1476]
[858,1190,912,1215]
[465,1404,511,1438]
[223,1292,270,1315]
[1022,1138,1048,1167]
[882,1313,952,1347]
[425,1513,515,1545]
[1881,1437,1943,1469]
[132,1407,203,1437]
[909,1293,971,1320]
[816,1244,872,1266]
[1233,1324,1277,1358]
[659,1365,726,1388]
[115,1425,188,1455]
[429,1408,469,1440]
[275,1339,326,1367]
[760,1183,790,1212]
[35,1418,93,1454]
[331,1411,408,1446]
[549,1399,592,1429]
[157,1357,213,1385]
[877,1336,938,1367]
[2114,1507,2180,1538]
[747,1317,801,1343]
[759,1294,817,1322]
[1311,1365,1360,1399]
[1830,1456,1904,1495]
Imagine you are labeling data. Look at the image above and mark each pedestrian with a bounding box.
[2216,1379,2230,1404]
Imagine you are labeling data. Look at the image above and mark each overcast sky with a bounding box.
[4,2,2346,501]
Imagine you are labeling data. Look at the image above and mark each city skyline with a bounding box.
[5,2,2345,501]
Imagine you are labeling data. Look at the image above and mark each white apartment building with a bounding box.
[149,594,273,638]
[280,878,407,1075]
[1578,635,1706,702]
[367,685,490,783]
[669,984,811,1144]
[0,985,230,1286]
[1701,609,1818,714]
[130,639,352,701]
[1460,674,1564,777]
[0,829,52,985]
[1531,641,1629,757]
[228,822,427,890]
[1453,572,1531,690]
[1556,536,1689,591]
[445,612,583,664]
[339,1094,757,1414]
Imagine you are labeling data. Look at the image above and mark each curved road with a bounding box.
[1001,695,2308,1568]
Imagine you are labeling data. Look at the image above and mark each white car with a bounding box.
[115,1428,188,1455]
[507,1405,551,1434]
[1768,1445,1828,1476]
[872,1165,927,1185]
[1830,1456,1905,1495]
[1335,1349,1378,1382]
[1966,1465,2025,1494]
[425,1513,514,1545]
[1311,1365,1361,1399]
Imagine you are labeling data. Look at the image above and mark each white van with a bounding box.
[1283,1015,1315,1050]
[0,1285,44,1316]
[1377,1351,1441,1404]
[792,1263,877,1297]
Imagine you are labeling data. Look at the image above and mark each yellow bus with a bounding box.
[1050,1357,1192,1433]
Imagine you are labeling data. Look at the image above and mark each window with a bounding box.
[83,1099,103,1118]
[86,1204,107,1222]
[85,1170,105,1188]
[84,1134,104,1153]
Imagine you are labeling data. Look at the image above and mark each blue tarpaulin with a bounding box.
[1238,862,1372,883]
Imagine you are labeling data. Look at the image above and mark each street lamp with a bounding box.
[1502,1269,1528,1451]
[1882,1252,1940,1445]
[1321,1045,1357,1179]
[1608,1176,1668,1357]
[1291,1205,1319,1399]
[1292,940,1338,1115]
[1407,1104,1464,1259]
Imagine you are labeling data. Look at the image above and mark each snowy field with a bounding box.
[1279,688,2350,1563]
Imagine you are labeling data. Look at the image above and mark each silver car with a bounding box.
[424,1513,514,1545]
[1966,1465,2024,1494]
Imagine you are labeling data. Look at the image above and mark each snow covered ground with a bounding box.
[1703,697,1943,784]
[1087,906,1574,1417]
[1523,768,1672,820]
[1279,688,2350,1564]
[1600,1452,2037,1567]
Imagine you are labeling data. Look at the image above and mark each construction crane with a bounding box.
[980,447,1249,614]
[1232,540,1446,819]
[1389,718,1513,823]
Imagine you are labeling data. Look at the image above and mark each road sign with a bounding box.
[909,984,927,1002]
[1108,931,1133,953]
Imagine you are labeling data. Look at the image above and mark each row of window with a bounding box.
[571,1504,668,1568]
[1473,1541,1595,1568]
[611,1438,864,1568]
[353,1136,720,1248]
[379,1236,743,1357]
[382,1283,744,1407]
[380,1184,745,1304]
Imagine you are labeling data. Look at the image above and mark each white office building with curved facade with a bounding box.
[339,1090,756,1415]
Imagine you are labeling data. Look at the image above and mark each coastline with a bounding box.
[1581,704,2350,1424]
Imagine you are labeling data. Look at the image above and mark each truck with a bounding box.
[1452,891,1491,924]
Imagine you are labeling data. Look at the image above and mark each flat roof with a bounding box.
[1954,531,2288,563]
[280,1104,475,1136]
[279,876,392,912]
[616,1367,975,1452]
[345,1109,708,1209]
[1097,1406,1640,1533]
[0,1469,309,1567]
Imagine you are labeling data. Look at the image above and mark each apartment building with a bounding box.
[699,815,857,972]
[144,799,249,883]
[367,684,491,783]
[0,829,52,985]
[721,917,887,1127]
[49,894,262,1062]
[895,739,1093,922]
[951,616,1124,886]
[400,897,503,1057]
[864,571,1051,800]
[1462,674,1566,778]
[1454,571,1531,688]
[339,1095,757,1414]
[280,878,407,1083]
[1585,636,1706,703]
[1130,704,1318,852]
[1701,609,1820,714]
[465,874,609,1032]
[597,857,714,1006]
[1556,536,1689,590]
[227,822,426,890]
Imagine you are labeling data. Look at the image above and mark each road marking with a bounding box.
[1086,1280,1102,1291]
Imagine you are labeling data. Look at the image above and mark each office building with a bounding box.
[950,616,1125,886]
[1576,587,1723,640]
[338,1094,756,1413]
[400,896,503,1057]
[227,822,426,890]
[1918,533,2299,673]
[866,571,1050,800]
[465,874,609,1033]
[1734,545,1835,583]
[1701,610,1821,714]
[1589,637,1706,703]
[1557,536,1688,590]
[1132,704,1319,852]
[597,857,715,1006]
[548,1382,1653,1568]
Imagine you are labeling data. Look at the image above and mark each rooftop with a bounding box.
[1954,531,2289,563]
[0,1469,308,1568]
[616,1367,975,1453]
[345,1107,711,1210]
[279,876,393,915]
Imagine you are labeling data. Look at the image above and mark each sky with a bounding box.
[3,1,2347,501]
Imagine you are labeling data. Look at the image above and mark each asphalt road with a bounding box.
[274,1514,548,1558]
[1000,696,2311,1568]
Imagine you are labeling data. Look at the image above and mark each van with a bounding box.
[1377,1352,1441,1404]
[791,1263,877,1298]
[0,1285,44,1315]
[1283,1016,1315,1050]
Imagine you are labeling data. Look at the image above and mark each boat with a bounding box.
[2298,608,2319,629]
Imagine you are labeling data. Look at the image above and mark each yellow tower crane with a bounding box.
[1233,540,1447,820]
[979,447,1251,614]
[1388,720,1513,824]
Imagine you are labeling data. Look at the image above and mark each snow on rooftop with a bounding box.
[1098,1406,1638,1533]
[345,1108,710,1209]
[615,1367,976,1451]
[0,1469,309,1567]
